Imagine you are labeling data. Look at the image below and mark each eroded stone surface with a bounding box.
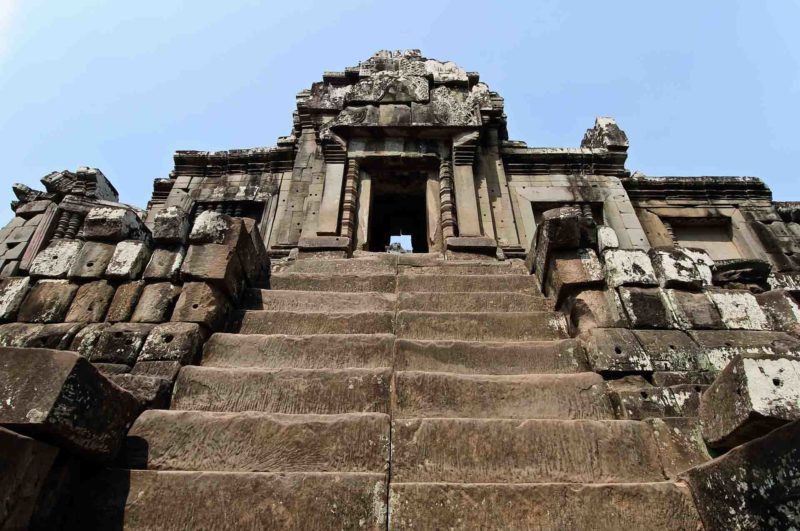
[29,240,83,278]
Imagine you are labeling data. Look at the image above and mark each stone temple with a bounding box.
[1,50,799,529]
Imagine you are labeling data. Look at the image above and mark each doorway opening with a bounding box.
[367,171,429,253]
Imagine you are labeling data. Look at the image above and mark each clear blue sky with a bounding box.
[1,0,798,221]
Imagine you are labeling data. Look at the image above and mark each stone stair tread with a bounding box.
[398,261,528,276]
[123,409,389,473]
[388,481,701,530]
[270,272,396,292]
[235,310,395,335]
[172,366,391,414]
[397,291,552,312]
[394,338,587,374]
[202,333,394,369]
[396,311,568,341]
[67,469,387,530]
[393,371,614,419]
[397,274,540,294]
[242,289,396,311]
[278,257,397,275]
[391,418,665,483]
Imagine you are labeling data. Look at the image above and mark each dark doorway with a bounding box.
[367,171,429,253]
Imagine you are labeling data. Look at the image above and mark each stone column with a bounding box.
[339,159,360,242]
[438,159,456,239]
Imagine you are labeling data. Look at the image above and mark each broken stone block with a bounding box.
[632,329,708,371]
[142,247,185,282]
[83,207,147,242]
[105,240,151,280]
[105,280,145,322]
[68,241,116,279]
[130,283,182,323]
[0,427,59,530]
[689,330,800,373]
[181,243,245,298]
[64,280,115,323]
[711,258,771,286]
[189,210,234,244]
[28,239,83,278]
[681,248,714,286]
[138,322,205,364]
[645,418,709,478]
[90,323,154,365]
[700,354,800,449]
[583,327,651,372]
[682,419,800,531]
[649,248,706,290]
[564,288,628,333]
[131,360,182,381]
[618,287,676,329]
[652,371,714,387]
[526,206,595,277]
[609,381,702,420]
[9,323,86,350]
[602,249,658,288]
[152,206,190,243]
[69,323,110,357]
[544,249,603,301]
[92,363,131,376]
[707,288,770,330]
[240,218,271,288]
[0,261,20,278]
[0,277,30,321]
[0,323,44,347]
[171,282,231,331]
[662,289,725,330]
[17,280,79,323]
[0,347,140,460]
[756,289,800,335]
[596,225,619,253]
[108,374,172,410]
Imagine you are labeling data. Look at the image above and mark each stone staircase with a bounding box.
[72,254,703,529]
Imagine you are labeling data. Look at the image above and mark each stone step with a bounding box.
[394,339,587,374]
[68,469,387,530]
[123,410,389,473]
[202,333,394,369]
[398,260,528,276]
[270,273,396,293]
[392,372,614,420]
[391,418,665,483]
[397,274,539,294]
[242,289,396,312]
[280,257,397,275]
[172,366,390,414]
[397,291,551,312]
[234,310,395,335]
[396,311,568,341]
[388,482,701,530]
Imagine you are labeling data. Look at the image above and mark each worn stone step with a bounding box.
[396,311,568,341]
[172,366,390,414]
[397,274,539,294]
[391,418,665,483]
[280,257,397,275]
[202,333,394,369]
[68,469,387,530]
[397,291,551,312]
[398,260,528,276]
[389,482,701,530]
[123,410,389,473]
[234,310,394,335]
[394,339,587,374]
[270,273,396,292]
[242,289,396,312]
[392,372,614,419]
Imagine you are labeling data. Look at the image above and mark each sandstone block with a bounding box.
[130,360,182,381]
[649,248,706,289]
[83,207,147,242]
[180,243,244,298]
[152,206,190,243]
[90,322,154,365]
[596,225,619,253]
[0,427,59,530]
[662,288,725,330]
[645,417,710,478]
[68,241,115,279]
[565,288,628,332]
[130,282,182,323]
[0,276,30,321]
[188,210,233,244]
[17,280,79,323]
[584,327,651,372]
[29,239,83,278]
[708,288,770,330]
[69,322,109,356]
[64,280,115,322]
[171,282,231,331]
[544,248,604,300]
[632,329,709,371]
[602,248,658,288]
[618,287,676,329]
[142,247,185,282]
[689,330,800,372]
[682,419,800,530]
[105,280,145,322]
[138,322,205,364]
[239,218,271,288]
[105,240,151,280]
[756,289,800,334]
[700,354,800,449]
[108,374,172,410]
[0,347,139,460]
[92,362,131,375]
[610,384,704,420]
[681,248,714,285]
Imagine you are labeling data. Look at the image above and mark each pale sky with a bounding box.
[1,0,799,221]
